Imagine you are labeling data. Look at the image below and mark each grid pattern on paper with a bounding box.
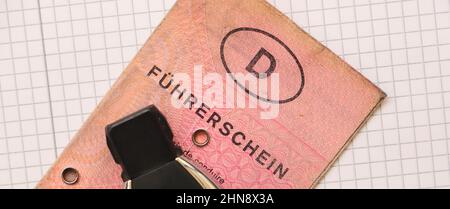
[0,0,449,189]
[0,0,56,189]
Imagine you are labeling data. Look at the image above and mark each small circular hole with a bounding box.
[192,129,210,147]
[61,167,79,185]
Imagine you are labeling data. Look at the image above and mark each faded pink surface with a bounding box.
[37,0,385,189]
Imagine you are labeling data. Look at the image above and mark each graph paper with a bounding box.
[0,0,449,189]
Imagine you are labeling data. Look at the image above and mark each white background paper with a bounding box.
[0,0,449,189]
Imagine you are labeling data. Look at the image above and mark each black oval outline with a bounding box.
[220,27,305,104]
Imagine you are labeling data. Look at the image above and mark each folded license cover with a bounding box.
[37,0,386,189]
